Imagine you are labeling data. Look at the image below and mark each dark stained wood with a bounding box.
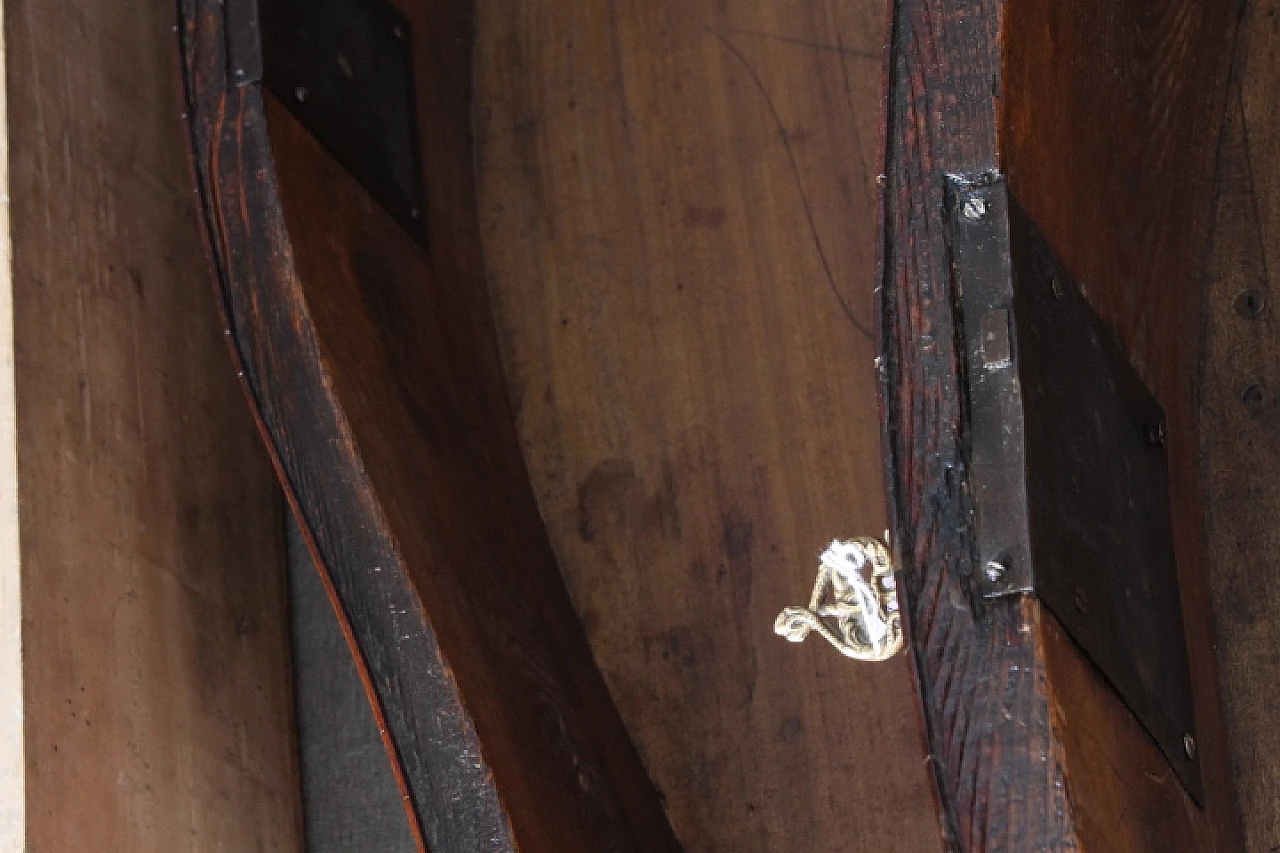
[1199,4,1280,847]
[880,0,1246,849]
[179,1,682,851]
[1040,612,1215,851]
[1001,2,1244,850]
[475,2,948,852]
[878,2,1071,849]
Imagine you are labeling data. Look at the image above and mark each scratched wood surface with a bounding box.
[1199,2,1280,849]
[182,0,685,848]
[877,3,1076,849]
[475,3,947,852]
[6,0,304,849]
[880,0,1245,850]
[0,6,18,848]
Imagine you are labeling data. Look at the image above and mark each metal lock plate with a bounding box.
[949,175,1202,803]
[244,0,428,243]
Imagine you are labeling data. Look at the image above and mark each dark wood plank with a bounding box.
[178,1,684,850]
[1199,5,1280,847]
[878,3,1071,849]
[880,0,1244,849]
[287,515,418,853]
[475,2,949,851]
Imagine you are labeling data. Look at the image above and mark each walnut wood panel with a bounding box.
[1199,4,1280,848]
[475,2,947,852]
[179,0,683,850]
[7,0,303,848]
[881,0,1244,850]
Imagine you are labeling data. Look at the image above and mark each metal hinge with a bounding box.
[947,174,1202,803]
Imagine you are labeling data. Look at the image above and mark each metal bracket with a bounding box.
[226,0,428,245]
[948,175,1202,803]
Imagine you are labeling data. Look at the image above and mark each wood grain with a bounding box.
[878,2,1073,849]
[7,0,303,848]
[1001,2,1243,850]
[1199,4,1280,848]
[881,0,1244,849]
[475,2,947,852]
[287,515,418,853]
[181,0,684,849]
[0,5,19,847]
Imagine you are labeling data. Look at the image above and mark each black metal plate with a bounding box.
[951,177,1202,803]
[260,0,425,243]
[1012,200,1201,803]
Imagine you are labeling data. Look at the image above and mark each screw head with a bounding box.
[1183,734,1197,761]
[984,560,1007,583]
[1235,288,1264,319]
[294,86,309,103]
[962,197,988,221]
[1145,421,1167,448]
[1242,381,1267,414]
[1074,586,1089,614]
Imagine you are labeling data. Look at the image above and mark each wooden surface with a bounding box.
[6,0,303,849]
[878,2,1073,848]
[1001,1,1243,850]
[0,5,19,848]
[287,516,417,853]
[880,0,1244,850]
[475,3,946,852]
[181,0,684,849]
[1200,3,1280,849]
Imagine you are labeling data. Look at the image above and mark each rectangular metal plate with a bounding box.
[950,176,1202,803]
[260,0,426,243]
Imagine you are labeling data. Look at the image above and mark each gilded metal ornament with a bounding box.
[774,538,904,662]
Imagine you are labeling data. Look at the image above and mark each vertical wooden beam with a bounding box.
[880,0,1244,849]
[5,0,303,848]
[0,3,21,847]
[1199,5,1280,847]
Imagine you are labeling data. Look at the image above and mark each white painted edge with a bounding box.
[0,3,24,848]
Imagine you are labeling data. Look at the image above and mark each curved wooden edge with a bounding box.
[878,3,1072,849]
[878,0,1244,850]
[176,7,439,851]
[176,1,685,851]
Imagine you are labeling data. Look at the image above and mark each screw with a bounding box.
[1050,276,1064,300]
[962,197,987,222]
[1145,421,1166,448]
[1183,734,1197,761]
[1235,288,1264,319]
[984,560,1007,583]
[393,24,406,40]
[1241,381,1267,414]
[294,86,309,103]
[1074,587,1089,614]
[409,207,421,221]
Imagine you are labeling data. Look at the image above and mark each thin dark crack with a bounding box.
[710,28,874,341]
[709,24,880,60]
[835,23,874,199]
